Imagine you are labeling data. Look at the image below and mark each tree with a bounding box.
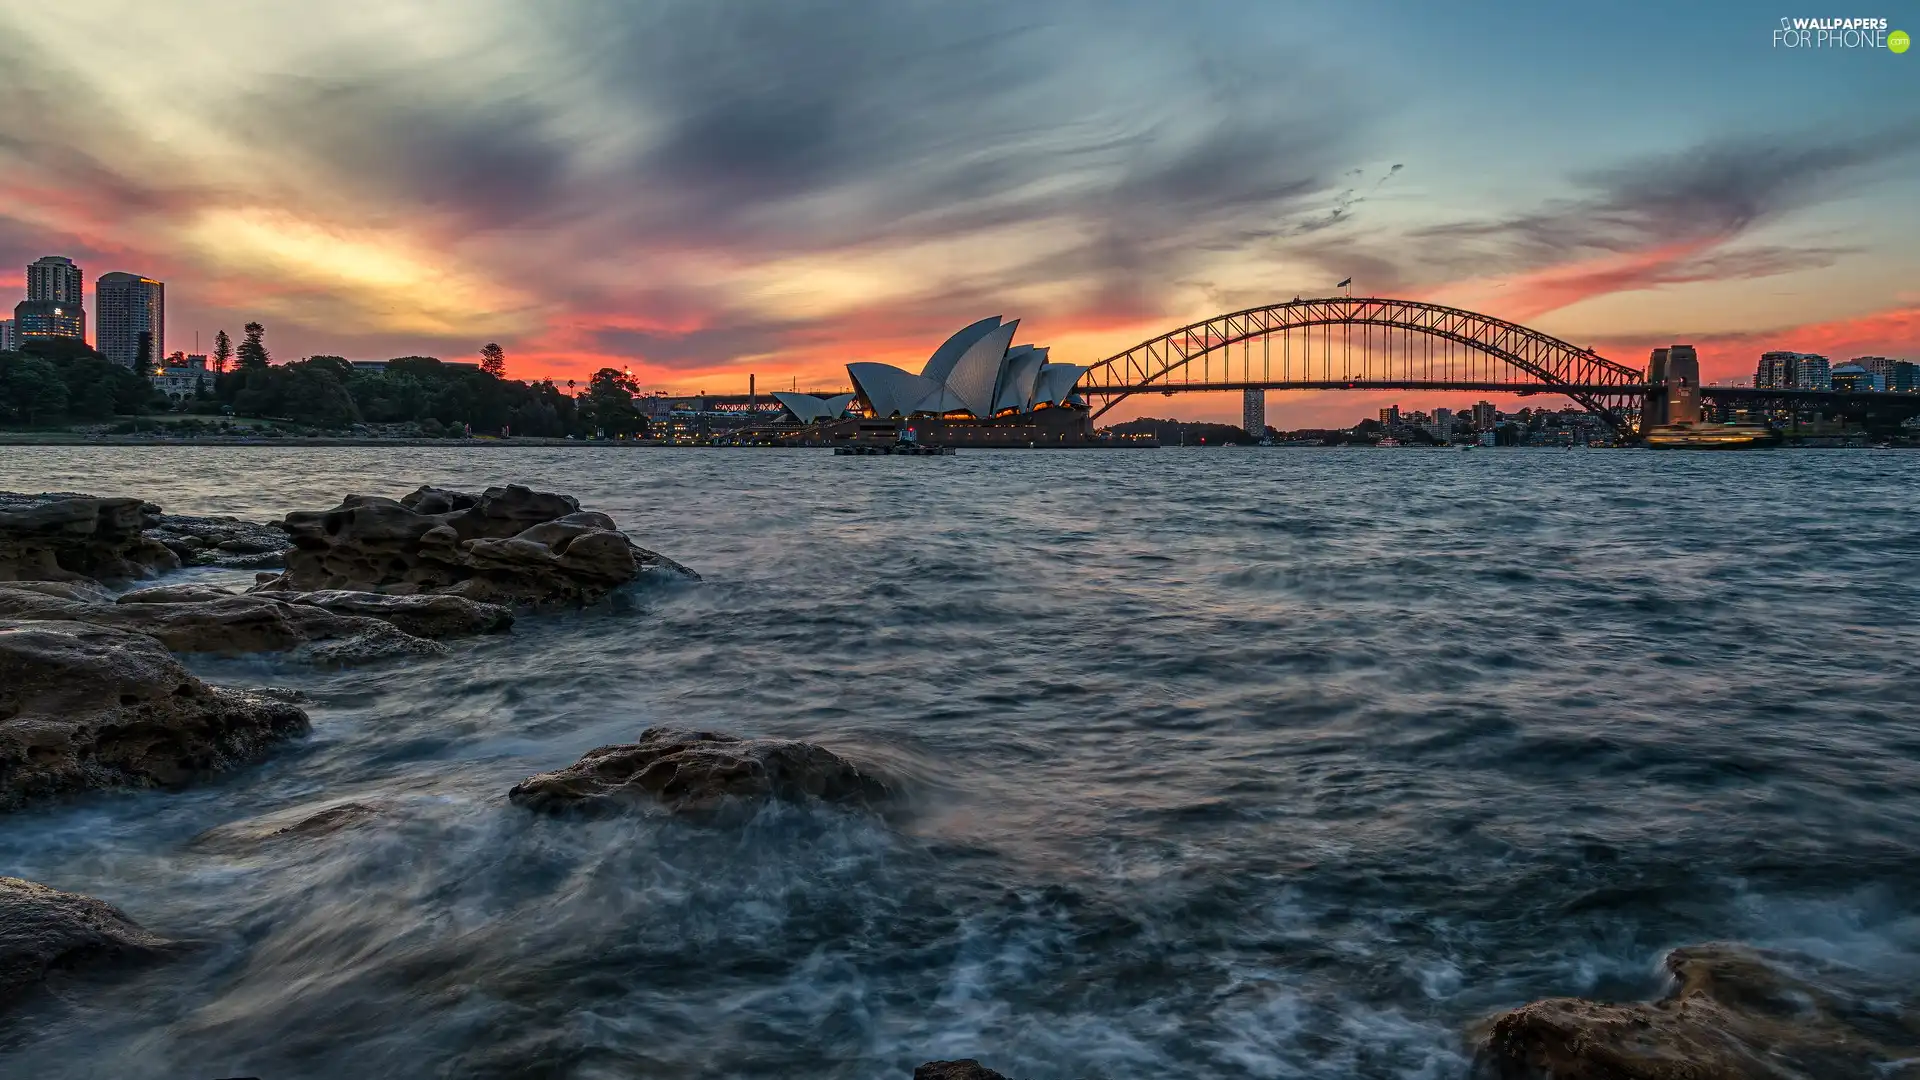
[0,356,69,425]
[212,329,232,373]
[236,322,270,369]
[583,367,645,437]
[479,342,506,378]
[134,330,153,375]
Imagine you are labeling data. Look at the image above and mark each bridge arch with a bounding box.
[1080,297,1648,432]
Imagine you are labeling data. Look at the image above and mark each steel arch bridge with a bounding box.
[1080,297,1650,433]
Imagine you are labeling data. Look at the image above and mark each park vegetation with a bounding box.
[0,326,648,438]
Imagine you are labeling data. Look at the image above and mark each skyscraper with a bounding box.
[96,272,165,372]
[1242,388,1266,439]
[1472,400,1497,431]
[1431,408,1452,440]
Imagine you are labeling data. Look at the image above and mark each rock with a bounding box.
[0,492,179,584]
[0,585,446,664]
[145,512,291,569]
[117,583,245,605]
[1476,943,1920,1080]
[508,727,893,820]
[271,590,512,638]
[0,620,310,809]
[915,1062,1012,1080]
[249,484,697,605]
[0,877,169,1009]
[192,800,388,853]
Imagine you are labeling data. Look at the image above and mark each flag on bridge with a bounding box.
[1335,277,1352,288]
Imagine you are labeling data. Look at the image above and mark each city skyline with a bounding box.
[1,1,1915,426]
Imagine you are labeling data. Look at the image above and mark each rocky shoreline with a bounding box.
[3,484,1914,1078]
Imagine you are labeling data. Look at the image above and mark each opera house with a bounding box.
[772,317,1093,447]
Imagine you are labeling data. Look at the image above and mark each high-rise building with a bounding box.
[1754,351,1831,390]
[1794,354,1831,391]
[95,272,165,372]
[1431,408,1453,440]
[1379,405,1399,427]
[1471,400,1497,431]
[13,299,86,342]
[27,256,85,307]
[0,318,15,352]
[1241,388,1266,439]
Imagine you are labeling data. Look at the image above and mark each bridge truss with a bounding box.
[1080,297,1649,433]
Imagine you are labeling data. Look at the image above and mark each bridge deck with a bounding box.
[1082,380,1650,396]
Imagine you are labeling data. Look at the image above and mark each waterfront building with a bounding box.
[1471,400,1496,431]
[772,392,855,424]
[1829,362,1884,393]
[1794,354,1831,390]
[95,272,165,372]
[151,353,212,401]
[0,318,14,352]
[1756,351,1824,390]
[1242,388,1266,438]
[1431,408,1452,440]
[847,317,1085,419]
[1851,357,1914,392]
[12,299,85,343]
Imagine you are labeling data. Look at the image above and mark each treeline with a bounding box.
[0,338,155,425]
[0,328,649,437]
[208,355,648,437]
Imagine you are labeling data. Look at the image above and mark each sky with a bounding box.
[2,0,1916,427]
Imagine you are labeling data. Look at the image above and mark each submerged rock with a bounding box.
[0,492,179,585]
[915,1062,1013,1080]
[192,799,390,853]
[1477,943,1920,1080]
[249,483,697,605]
[508,727,893,820]
[0,620,310,810]
[0,877,169,1009]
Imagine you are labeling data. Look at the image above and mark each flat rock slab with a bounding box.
[0,877,169,1010]
[1477,943,1920,1080]
[0,585,450,665]
[509,726,893,821]
[0,619,311,810]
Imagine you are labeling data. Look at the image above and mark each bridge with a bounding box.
[1075,296,1912,436]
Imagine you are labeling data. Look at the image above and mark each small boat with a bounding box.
[1377,436,1401,448]
[1643,422,1782,450]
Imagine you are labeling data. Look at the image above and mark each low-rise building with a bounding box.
[151,354,213,401]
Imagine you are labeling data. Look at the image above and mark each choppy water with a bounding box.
[2,445,1918,1079]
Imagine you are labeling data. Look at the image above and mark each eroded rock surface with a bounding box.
[915,1061,1013,1080]
[249,484,696,605]
[0,620,310,810]
[145,512,292,570]
[0,492,179,584]
[1477,943,1920,1080]
[0,584,452,664]
[0,877,169,1008]
[509,727,893,819]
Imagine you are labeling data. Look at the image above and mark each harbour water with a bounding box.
[3,446,1917,1079]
